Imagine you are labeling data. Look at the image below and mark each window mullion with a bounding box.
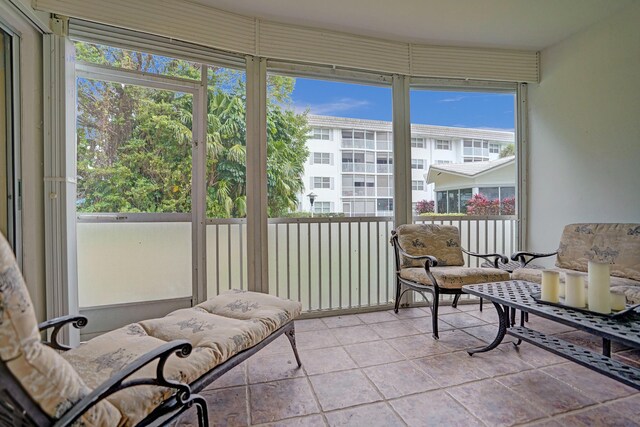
[192,65,208,305]
[245,56,268,293]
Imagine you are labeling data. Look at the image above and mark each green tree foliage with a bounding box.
[76,42,309,218]
[499,143,515,158]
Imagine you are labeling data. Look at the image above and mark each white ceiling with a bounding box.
[190,0,634,50]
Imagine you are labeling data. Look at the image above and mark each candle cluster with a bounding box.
[539,261,626,314]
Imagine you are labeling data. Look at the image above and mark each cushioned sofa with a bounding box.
[0,234,302,426]
[511,223,640,304]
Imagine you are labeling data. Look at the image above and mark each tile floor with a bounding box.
[175,303,639,426]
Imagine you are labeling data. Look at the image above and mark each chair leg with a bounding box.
[432,291,440,340]
[285,326,302,368]
[193,395,209,427]
[451,293,461,308]
[394,280,402,313]
[479,297,483,312]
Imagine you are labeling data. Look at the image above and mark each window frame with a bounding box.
[312,152,332,165]
[435,139,451,150]
[411,158,424,169]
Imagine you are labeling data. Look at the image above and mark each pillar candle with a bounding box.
[564,272,586,308]
[588,261,611,314]
[541,270,560,303]
[610,291,627,311]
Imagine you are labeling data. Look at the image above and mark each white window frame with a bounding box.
[313,201,331,213]
[312,127,331,140]
[312,152,332,164]
[435,139,451,150]
[489,143,500,154]
[312,176,332,189]
[411,159,424,169]
[411,137,425,149]
[49,20,527,328]
[411,180,424,191]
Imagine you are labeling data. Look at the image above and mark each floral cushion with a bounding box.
[399,266,509,289]
[63,323,217,427]
[196,289,302,332]
[140,308,270,364]
[0,234,121,425]
[62,290,302,426]
[556,223,640,281]
[394,224,465,268]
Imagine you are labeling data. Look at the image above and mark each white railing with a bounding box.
[413,215,518,267]
[77,214,518,313]
[266,217,395,312]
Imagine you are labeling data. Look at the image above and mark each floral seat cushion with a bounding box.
[394,224,465,268]
[400,266,510,289]
[61,290,302,426]
[196,289,302,331]
[556,223,640,281]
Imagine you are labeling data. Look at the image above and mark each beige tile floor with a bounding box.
[175,303,639,427]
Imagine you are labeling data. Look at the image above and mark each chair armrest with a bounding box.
[53,340,195,427]
[462,249,509,268]
[38,315,88,351]
[510,250,558,267]
[396,246,438,268]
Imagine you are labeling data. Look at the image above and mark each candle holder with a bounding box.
[564,272,586,308]
[541,270,560,303]
[610,290,627,311]
[588,261,611,314]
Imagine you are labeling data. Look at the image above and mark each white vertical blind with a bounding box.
[36,0,539,82]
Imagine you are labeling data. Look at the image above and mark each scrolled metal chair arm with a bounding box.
[510,250,558,267]
[38,315,88,351]
[53,340,195,427]
[462,249,509,268]
[396,246,438,269]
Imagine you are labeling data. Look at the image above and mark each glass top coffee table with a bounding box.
[462,280,640,390]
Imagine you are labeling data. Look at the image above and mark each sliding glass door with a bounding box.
[0,25,19,259]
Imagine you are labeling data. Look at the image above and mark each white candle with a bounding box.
[610,291,627,311]
[541,270,560,303]
[564,272,586,308]
[588,261,611,314]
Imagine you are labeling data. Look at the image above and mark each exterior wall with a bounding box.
[527,2,640,255]
[300,115,514,216]
[303,129,342,212]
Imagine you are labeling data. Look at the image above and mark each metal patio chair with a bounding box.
[391,224,510,339]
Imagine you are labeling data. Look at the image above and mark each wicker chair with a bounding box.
[390,224,510,339]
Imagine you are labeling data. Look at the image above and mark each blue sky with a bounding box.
[290,77,516,131]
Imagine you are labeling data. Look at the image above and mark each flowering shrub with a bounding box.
[465,194,499,215]
[415,200,435,214]
[465,193,515,215]
[500,196,516,215]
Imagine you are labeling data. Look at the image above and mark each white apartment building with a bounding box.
[300,114,515,216]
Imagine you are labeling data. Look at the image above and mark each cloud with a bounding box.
[295,98,370,115]
[476,126,515,132]
[438,96,465,102]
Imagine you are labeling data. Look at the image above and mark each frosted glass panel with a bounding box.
[77,222,192,307]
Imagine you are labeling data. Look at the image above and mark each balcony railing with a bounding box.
[77,214,518,314]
